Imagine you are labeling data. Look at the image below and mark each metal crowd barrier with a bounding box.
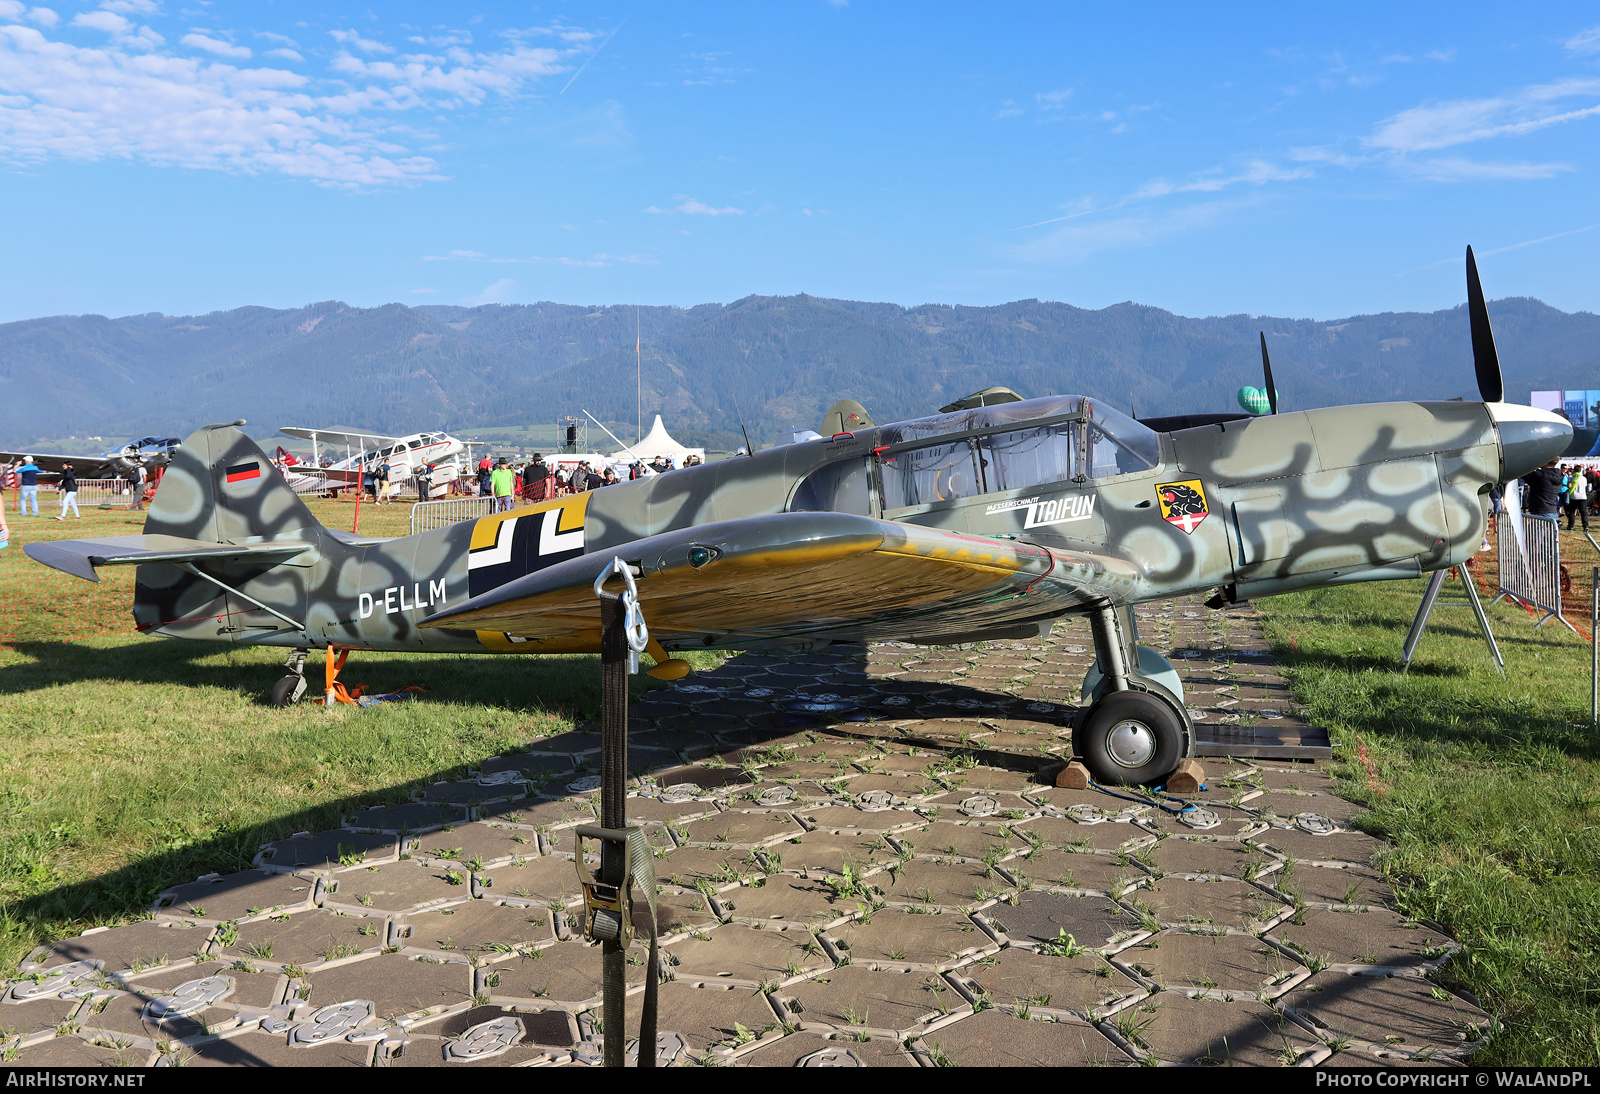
[48,478,134,506]
[1495,510,1575,631]
[410,495,497,534]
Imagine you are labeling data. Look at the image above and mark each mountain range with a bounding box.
[2,294,1597,452]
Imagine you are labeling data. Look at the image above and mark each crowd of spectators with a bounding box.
[1518,460,1600,531]
[466,451,703,506]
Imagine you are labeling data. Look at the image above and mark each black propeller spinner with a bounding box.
[1465,245,1504,403]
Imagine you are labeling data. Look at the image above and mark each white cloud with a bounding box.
[644,196,743,216]
[1129,159,1312,200]
[1369,79,1600,152]
[1567,26,1600,54]
[0,2,25,18]
[264,48,301,62]
[1407,157,1571,181]
[471,278,518,304]
[100,0,158,13]
[0,19,584,188]
[1009,200,1245,264]
[329,28,392,55]
[181,32,248,59]
[1035,88,1072,109]
[69,8,161,48]
[72,10,130,33]
[26,8,55,27]
[424,249,656,266]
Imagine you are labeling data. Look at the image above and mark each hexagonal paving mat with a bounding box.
[780,965,949,1032]
[400,902,554,957]
[1268,908,1451,970]
[25,921,213,975]
[664,924,828,985]
[220,909,385,969]
[153,870,317,922]
[823,909,992,970]
[297,952,472,1020]
[985,889,1140,950]
[920,1009,1132,1067]
[1113,992,1321,1065]
[324,860,474,914]
[1279,970,1491,1054]
[1112,930,1305,994]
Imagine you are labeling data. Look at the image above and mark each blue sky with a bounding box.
[1,2,1597,323]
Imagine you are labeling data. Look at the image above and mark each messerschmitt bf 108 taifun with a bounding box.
[26,251,1571,786]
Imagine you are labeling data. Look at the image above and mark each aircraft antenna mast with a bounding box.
[636,306,642,445]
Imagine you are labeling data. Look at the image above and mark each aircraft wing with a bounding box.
[0,450,103,475]
[279,426,404,450]
[25,535,315,583]
[421,511,1140,647]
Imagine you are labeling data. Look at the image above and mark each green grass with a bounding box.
[1256,532,1600,1066]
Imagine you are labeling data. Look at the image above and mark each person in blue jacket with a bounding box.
[15,457,41,517]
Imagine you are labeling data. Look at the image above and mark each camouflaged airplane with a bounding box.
[25,250,1573,786]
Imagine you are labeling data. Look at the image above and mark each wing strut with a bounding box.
[174,562,313,644]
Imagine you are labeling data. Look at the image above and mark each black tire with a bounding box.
[1073,689,1184,787]
[268,675,303,708]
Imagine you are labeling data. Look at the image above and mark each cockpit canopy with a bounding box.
[792,395,1161,514]
[874,395,1159,510]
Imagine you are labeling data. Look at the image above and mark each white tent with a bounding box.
[613,415,706,466]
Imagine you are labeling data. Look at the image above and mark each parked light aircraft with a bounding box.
[25,252,1570,785]
[277,426,471,497]
[0,436,182,477]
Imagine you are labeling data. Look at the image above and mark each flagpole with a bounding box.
[636,305,642,446]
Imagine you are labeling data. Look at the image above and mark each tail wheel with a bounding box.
[1073,690,1184,787]
[268,675,305,708]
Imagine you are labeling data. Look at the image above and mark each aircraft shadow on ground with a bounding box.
[1,642,1071,948]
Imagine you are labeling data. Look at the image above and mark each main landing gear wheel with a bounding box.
[268,674,308,707]
[1073,690,1184,787]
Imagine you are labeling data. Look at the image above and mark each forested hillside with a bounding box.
[1,294,1596,451]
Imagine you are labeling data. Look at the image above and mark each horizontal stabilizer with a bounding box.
[25,535,314,583]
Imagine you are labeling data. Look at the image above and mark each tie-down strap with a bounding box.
[573,824,660,1066]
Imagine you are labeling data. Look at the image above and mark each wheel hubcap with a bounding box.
[1106,719,1156,768]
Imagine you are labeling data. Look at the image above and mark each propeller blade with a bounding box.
[1466,245,1504,403]
[1259,331,1278,414]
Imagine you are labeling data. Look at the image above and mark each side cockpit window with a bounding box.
[878,440,982,509]
[980,421,1077,492]
[791,457,873,515]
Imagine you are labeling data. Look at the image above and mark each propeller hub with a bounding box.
[1487,403,1572,481]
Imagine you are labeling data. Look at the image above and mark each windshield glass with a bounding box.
[1085,399,1160,478]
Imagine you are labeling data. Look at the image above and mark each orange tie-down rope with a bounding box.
[323,645,429,706]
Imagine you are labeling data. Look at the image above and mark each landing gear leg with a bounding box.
[1073,604,1193,786]
[269,648,309,707]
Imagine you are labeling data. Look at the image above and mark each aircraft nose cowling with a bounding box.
[1488,402,1572,481]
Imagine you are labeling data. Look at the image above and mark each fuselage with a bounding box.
[131,395,1565,654]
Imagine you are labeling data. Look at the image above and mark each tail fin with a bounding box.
[146,423,324,544]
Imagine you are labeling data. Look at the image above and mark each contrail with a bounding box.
[1394,222,1600,276]
[560,17,628,95]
